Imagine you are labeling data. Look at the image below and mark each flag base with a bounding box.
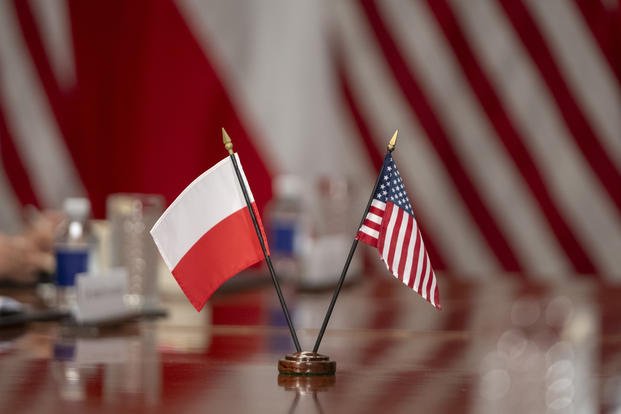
[278,352,336,376]
[278,373,336,393]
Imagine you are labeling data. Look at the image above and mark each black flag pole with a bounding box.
[222,128,302,353]
[312,130,398,353]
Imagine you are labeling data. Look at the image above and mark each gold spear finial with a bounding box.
[222,128,234,155]
[387,129,399,152]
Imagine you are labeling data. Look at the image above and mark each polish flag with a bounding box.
[150,154,268,311]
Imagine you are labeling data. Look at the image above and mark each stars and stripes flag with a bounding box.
[357,153,440,309]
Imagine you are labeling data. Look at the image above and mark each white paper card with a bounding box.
[75,268,129,323]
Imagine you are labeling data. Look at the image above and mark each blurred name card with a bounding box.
[75,338,129,364]
[75,268,129,323]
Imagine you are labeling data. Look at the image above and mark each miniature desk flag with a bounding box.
[150,153,268,311]
[312,130,439,355]
[356,153,440,309]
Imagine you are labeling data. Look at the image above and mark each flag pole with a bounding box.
[222,128,302,353]
[312,130,398,353]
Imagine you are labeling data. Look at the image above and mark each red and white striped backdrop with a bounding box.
[0,0,619,280]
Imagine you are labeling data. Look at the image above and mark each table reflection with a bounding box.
[0,276,619,413]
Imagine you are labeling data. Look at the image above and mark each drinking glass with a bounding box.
[106,193,164,308]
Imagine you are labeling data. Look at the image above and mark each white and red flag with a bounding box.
[150,154,268,311]
[357,153,440,309]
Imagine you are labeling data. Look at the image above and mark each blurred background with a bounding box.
[0,0,619,282]
[0,1,620,413]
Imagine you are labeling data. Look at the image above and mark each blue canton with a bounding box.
[375,154,413,215]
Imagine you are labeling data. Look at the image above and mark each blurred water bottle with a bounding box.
[54,198,92,311]
[301,176,360,290]
[266,175,307,283]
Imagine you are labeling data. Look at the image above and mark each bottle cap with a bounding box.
[63,198,91,220]
[274,175,302,199]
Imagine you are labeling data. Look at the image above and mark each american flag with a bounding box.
[357,153,440,309]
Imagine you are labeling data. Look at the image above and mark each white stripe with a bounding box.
[370,199,386,210]
[381,204,399,261]
[336,0,498,276]
[177,0,374,195]
[526,0,621,167]
[150,154,253,270]
[454,0,621,279]
[29,0,75,90]
[0,1,84,208]
[359,225,379,239]
[391,211,409,274]
[401,220,418,287]
[429,269,438,307]
[366,212,382,225]
[381,0,570,277]
[419,243,432,299]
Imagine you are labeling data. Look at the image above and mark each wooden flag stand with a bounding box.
[278,351,336,376]
[222,129,398,376]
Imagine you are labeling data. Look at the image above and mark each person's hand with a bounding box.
[0,234,52,283]
[23,209,63,253]
[0,210,59,283]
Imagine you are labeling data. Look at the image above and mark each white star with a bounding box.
[387,166,392,171]
[382,190,388,195]
[384,175,389,181]
[380,184,385,190]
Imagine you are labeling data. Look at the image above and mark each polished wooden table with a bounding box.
[0,274,619,413]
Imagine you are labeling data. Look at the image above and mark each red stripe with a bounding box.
[172,206,264,311]
[356,232,378,247]
[368,205,385,216]
[408,230,422,289]
[0,101,39,207]
[416,243,428,292]
[360,0,522,271]
[384,206,403,273]
[573,0,621,86]
[425,0,596,275]
[363,219,381,232]
[499,0,621,214]
[396,214,414,281]
[376,202,392,257]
